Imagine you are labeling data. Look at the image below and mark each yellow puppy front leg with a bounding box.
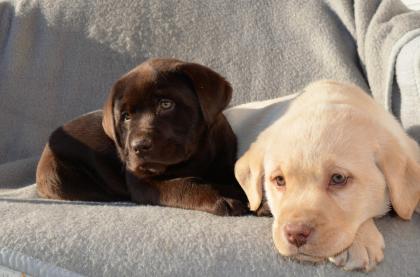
[329,219,385,272]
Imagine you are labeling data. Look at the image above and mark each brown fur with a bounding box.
[36,58,248,216]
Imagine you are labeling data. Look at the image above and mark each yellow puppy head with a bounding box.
[235,80,420,261]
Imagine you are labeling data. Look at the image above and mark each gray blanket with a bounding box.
[1,0,420,276]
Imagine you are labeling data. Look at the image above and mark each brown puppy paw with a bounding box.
[212,197,249,216]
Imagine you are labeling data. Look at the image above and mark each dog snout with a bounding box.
[131,137,153,153]
[284,223,313,247]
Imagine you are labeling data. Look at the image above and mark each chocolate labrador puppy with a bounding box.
[36,58,248,216]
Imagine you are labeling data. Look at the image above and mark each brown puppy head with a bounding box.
[235,81,420,262]
[102,58,232,177]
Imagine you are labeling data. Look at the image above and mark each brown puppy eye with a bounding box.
[159,99,175,110]
[121,111,130,121]
[275,176,286,187]
[330,174,348,186]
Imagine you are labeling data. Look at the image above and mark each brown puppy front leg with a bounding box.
[126,174,248,216]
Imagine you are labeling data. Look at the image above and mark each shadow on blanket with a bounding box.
[408,125,420,142]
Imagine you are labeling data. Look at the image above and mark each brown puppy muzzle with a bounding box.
[131,136,153,153]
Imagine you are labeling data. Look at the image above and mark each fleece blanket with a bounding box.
[396,34,420,140]
[1,0,420,276]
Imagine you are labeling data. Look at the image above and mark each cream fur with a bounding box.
[235,80,420,271]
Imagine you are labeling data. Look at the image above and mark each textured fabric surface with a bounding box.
[1,186,420,277]
[402,0,420,10]
[1,0,420,276]
[0,265,31,277]
[0,247,80,277]
[326,0,420,113]
[1,0,420,166]
[225,94,298,157]
[396,34,420,140]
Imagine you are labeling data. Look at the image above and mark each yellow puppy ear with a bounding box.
[235,142,265,211]
[376,132,420,220]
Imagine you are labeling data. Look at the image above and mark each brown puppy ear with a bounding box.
[375,132,420,220]
[177,62,232,125]
[235,142,265,211]
[102,81,120,144]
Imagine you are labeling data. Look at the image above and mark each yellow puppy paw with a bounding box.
[329,219,384,271]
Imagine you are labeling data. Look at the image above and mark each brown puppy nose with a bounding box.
[132,137,153,153]
[284,223,313,247]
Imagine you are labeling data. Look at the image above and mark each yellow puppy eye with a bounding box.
[275,176,286,187]
[330,174,348,186]
[159,99,175,110]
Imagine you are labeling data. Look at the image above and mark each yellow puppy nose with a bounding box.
[284,223,313,247]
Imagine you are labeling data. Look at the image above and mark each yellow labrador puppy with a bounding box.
[234,80,420,271]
